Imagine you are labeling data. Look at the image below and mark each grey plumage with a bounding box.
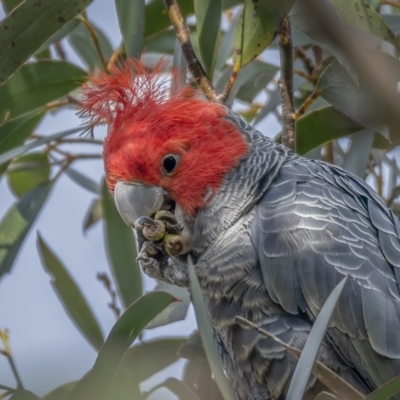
[137,109,400,399]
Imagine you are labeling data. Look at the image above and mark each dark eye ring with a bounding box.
[162,154,179,174]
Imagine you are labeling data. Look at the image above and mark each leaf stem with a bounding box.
[0,330,24,390]
[0,384,15,392]
[279,17,296,151]
[79,12,109,73]
[163,0,220,102]
[293,89,320,120]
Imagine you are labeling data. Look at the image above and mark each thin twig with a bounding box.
[382,0,400,9]
[79,12,109,73]
[293,69,317,84]
[293,88,320,120]
[279,17,296,151]
[295,47,315,75]
[0,384,15,392]
[219,63,240,104]
[97,273,121,319]
[54,42,66,61]
[325,142,334,164]
[0,330,23,390]
[163,0,220,102]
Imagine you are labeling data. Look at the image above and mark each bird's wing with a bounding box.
[250,157,400,387]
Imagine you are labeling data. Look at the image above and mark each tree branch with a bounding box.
[279,17,296,151]
[163,0,220,102]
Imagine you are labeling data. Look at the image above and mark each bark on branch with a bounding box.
[279,17,296,152]
[163,0,220,102]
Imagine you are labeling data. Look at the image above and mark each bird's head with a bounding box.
[80,59,248,224]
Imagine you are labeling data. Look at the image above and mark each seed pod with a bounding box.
[154,210,184,234]
[142,219,166,241]
[163,234,190,256]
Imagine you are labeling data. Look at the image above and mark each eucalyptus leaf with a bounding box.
[148,378,201,400]
[343,129,374,178]
[215,60,278,106]
[68,22,113,70]
[0,126,87,166]
[194,0,222,79]
[83,198,103,233]
[232,0,295,68]
[7,152,50,197]
[115,0,145,58]
[0,110,44,176]
[120,338,186,383]
[37,234,104,351]
[286,276,348,400]
[188,255,238,400]
[0,0,92,84]
[9,390,41,400]
[0,60,86,121]
[65,166,100,195]
[365,374,400,400]
[67,291,176,400]
[101,180,142,307]
[296,106,364,155]
[0,182,52,280]
[43,381,77,400]
[317,57,400,141]
[146,282,190,329]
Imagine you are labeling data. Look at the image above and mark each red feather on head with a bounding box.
[80,58,248,216]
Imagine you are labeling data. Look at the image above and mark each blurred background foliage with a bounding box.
[1,0,400,399]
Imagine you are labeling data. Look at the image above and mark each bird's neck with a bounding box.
[189,111,293,257]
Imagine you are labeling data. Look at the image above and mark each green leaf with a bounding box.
[329,0,398,51]
[2,0,23,13]
[144,0,193,39]
[83,198,103,233]
[0,125,86,166]
[0,0,92,84]
[145,282,190,329]
[37,19,81,54]
[316,56,400,141]
[101,180,142,307]
[43,381,77,400]
[315,393,340,400]
[115,0,145,58]
[0,182,52,280]
[67,291,176,400]
[232,0,295,68]
[0,110,44,176]
[68,22,113,70]
[9,390,41,400]
[143,0,242,39]
[0,60,86,121]
[37,234,104,351]
[291,0,399,82]
[343,129,374,178]
[255,75,303,124]
[296,106,365,155]
[194,0,222,79]
[365,374,400,400]
[216,60,278,106]
[286,276,348,400]
[121,338,186,382]
[7,152,50,197]
[188,256,238,400]
[178,330,206,360]
[65,166,100,194]
[144,29,177,54]
[382,14,400,36]
[148,378,201,400]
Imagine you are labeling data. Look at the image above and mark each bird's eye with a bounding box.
[162,155,179,174]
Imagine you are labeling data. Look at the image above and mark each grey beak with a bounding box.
[114,181,165,227]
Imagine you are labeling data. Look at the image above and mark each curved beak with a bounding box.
[114,181,165,227]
